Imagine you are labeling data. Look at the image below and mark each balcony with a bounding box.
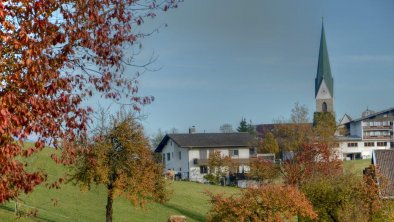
[193,158,251,165]
[363,125,392,130]
[363,135,391,140]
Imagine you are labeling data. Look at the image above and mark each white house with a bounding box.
[337,107,394,160]
[154,132,256,183]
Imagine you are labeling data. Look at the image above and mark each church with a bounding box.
[314,24,394,160]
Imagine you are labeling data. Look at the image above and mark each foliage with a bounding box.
[237,118,255,134]
[69,114,169,221]
[0,0,178,202]
[204,151,232,185]
[258,132,279,155]
[281,142,342,186]
[299,171,394,222]
[313,112,336,145]
[206,185,317,222]
[248,159,280,184]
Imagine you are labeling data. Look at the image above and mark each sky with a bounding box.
[108,0,394,136]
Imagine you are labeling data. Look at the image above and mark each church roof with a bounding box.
[315,24,334,97]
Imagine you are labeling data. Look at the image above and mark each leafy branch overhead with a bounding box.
[0,0,179,203]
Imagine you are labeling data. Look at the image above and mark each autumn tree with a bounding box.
[204,151,232,185]
[69,113,168,222]
[299,171,394,222]
[0,0,178,202]
[248,159,280,184]
[272,103,313,153]
[206,185,317,222]
[258,132,279,155]
[281,142,342,186]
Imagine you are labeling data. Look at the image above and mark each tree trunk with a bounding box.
[106,185,114,222]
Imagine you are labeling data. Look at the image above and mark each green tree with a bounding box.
[237,118,255,134]
[313,112,337,145]
[69,113,169,222]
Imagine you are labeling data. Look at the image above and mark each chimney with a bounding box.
[189,126,196,134]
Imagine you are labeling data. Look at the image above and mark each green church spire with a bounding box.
[315,23,334,97]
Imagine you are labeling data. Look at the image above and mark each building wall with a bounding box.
[188,147,251,183]
[161,139,189,179]
[339,140,390,160]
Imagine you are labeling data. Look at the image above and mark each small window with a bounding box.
[200,166,208,174]
[377,142,387,147]
[364,142,374,147]
[230,149,239,156]
[249,148,256,155]
[347,143,358,147]
[167,153,171,161]
[179,151,182,160]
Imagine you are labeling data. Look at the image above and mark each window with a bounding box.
[229,149,239,157]
[167,153,170,161]
[322,102,327,112]
[199,149,208,159]
[364,142,374,147]
[200,166,208,174]
[179,151,182,160]
[347,143,358,147]
[377,142,387,147]
[249,148,256,155]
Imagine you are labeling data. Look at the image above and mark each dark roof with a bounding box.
[155,133,255,152]
[372,150,394,198]
[348,107,394,123]
[315,23,334,97]
[254,123,313,138]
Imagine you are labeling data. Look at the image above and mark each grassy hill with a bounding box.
[0,148,371,222]
[0,148,239,222]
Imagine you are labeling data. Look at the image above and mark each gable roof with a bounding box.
[315,23,334,98]
[372,150,394,198]
[155,133,255,152]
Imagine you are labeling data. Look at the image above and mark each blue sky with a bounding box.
[114,0,394,136]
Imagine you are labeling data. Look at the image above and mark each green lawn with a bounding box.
[343,158,371,175]
[0,148,238,222]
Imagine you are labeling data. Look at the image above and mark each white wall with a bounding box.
[339,140,390,160]
[161,139,189,179]
[188,147,250,183]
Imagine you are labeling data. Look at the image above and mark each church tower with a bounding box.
[315,23,334,113]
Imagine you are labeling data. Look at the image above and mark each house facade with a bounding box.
[154,132,256,183]
[337,108,394,160]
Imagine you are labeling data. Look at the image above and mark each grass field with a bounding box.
[0,148,239,222]
[0,148,371,222]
